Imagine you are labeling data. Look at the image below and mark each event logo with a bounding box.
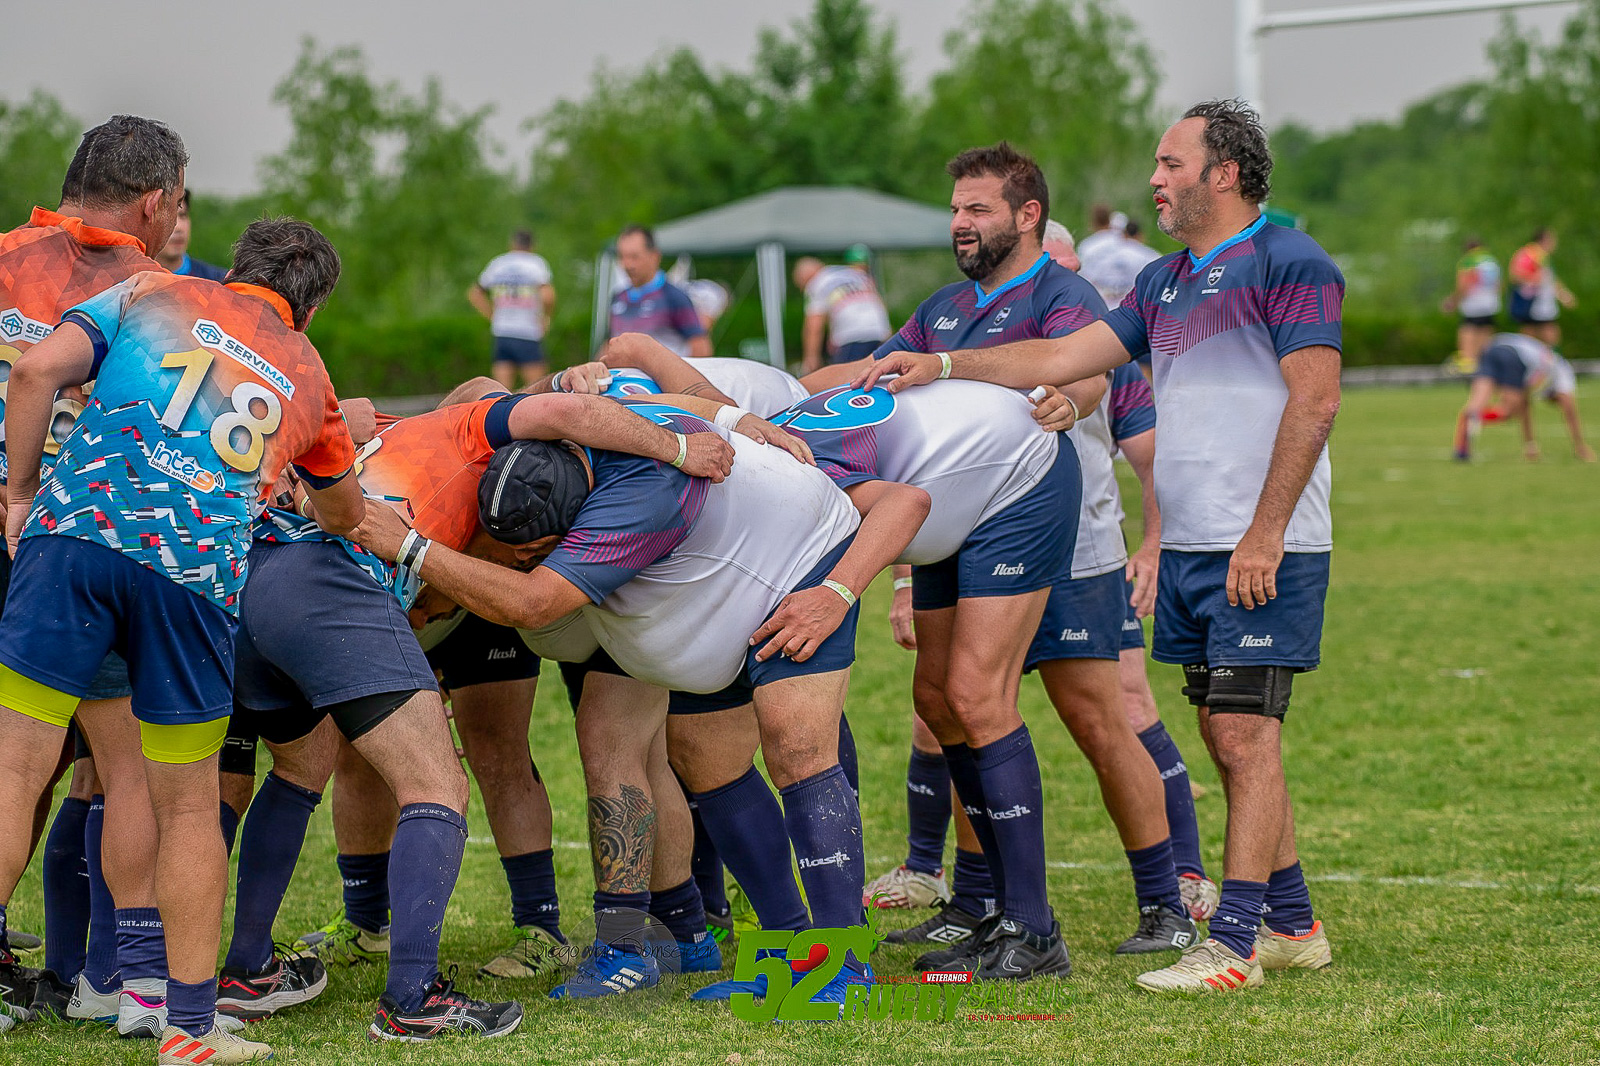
[731,910,1067,1024]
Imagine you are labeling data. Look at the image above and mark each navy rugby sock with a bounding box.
[386,804,467,1011]
[904,747,951,876]
[43,796,91,980]
[836,714,860,800]
[687,800,729,918]
[1209,879,1268,958]
[971,726,1053,937]
[1136,723,1205,877]
[780,765,866,932]
[1262,862,1316,937]
[82,797,119,991]
[114,907,166,984]
[165,977,215,1038]
[337,852,391,934]
[949,848,997,919]
[502,850,561,934]
[594,890,651,947]
[1125,838,1187,919]
[225,773,322,973]
[691,767,809,933]
[648,878,708,945]
[940,744,1006,911]
[219,800,242,857]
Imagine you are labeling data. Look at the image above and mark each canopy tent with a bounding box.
[591,186,952,365]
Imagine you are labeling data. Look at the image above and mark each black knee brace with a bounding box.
[1203,665,1295,720]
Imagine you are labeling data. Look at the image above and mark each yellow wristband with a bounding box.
[670,433,688,469]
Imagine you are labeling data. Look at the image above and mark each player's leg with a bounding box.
[301,740,399,963]
[1455,373,1498,459]
[1121,646,1215,919]
[34,729,96,1014]
[516,339,547,390]
[1551,391,1597,460]
[218,714,259,855]
[643,722,717,971]
[864,711,952,912]
[449,667,565,978]
[490,335,517,390]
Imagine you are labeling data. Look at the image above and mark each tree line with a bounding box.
[1,0,1594,393]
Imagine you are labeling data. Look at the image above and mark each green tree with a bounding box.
[0,91,80,227]
[916,0,1161,227]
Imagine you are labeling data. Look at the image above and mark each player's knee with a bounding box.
[1204,666,1294,722]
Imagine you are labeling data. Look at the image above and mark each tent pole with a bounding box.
[756,241,787,368]
[591,250,616,356]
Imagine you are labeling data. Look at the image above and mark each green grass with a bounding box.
[7,384,1600,1064]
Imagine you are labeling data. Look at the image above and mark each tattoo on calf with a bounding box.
[588,783,656,893]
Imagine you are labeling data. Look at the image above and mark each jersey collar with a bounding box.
[28,207,148,254]
[973,253,1049,310]
[623,271,667,302]
[1187,214,1267,272]
[226,282,296,329]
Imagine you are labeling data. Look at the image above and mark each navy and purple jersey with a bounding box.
[875,253,1106,358]
[1066,362,1157,579]
[608,272,705,357]
[543,398,859,693]
[772,381,1059,566]
[1103,217,1344,553]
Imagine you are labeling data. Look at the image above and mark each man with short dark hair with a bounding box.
[0,215,364,1062]
[608,226,709,359]
[471,229,554,389]
[0,114,190,1038]
[862,100,1346,993]
[154,191,227,282]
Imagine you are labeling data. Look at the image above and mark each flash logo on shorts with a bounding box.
[1238,634,1274,648]
[991,563,1025,576]
[1058,628,1089,641]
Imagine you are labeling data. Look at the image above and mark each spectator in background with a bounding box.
[1076,204,1123,263]
[793,244,892,373]
[153,190,227,281]
[1079,214,1161,311]
[1042,220,1080,271]
[685,278,730,337]
[471,230,555,390]
[608,225,708,358]
[1441,236,1500,370]
[1509,228,1575,348]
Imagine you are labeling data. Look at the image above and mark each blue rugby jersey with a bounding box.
[1103,218,1343,553]
[608,272,704,357]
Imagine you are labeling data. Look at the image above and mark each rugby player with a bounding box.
[1454,330,1597,462]
[794,247,892,373]
[861,101,1345,992]
[0,116,211,1039]
[1440,237,1500,371]
[0,217,363,1063]
[608,226,710,359]
[222,386,736,1034]
[346,391,929,1004]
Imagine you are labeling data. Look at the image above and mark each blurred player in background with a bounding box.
[609,226,708,359]
[471,229,555,390]
[153,191,227,282]
[794,244,892,373]
[1441,236,1500,372]
[1508,228,1575,348]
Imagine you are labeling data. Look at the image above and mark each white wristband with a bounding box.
[892,576,913,591]
[936,352,952,379]
[714,405,751,432]
[669,432,688,469]
[1063,393,1080,424]
[822,579,857,608]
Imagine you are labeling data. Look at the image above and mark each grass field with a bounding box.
[6,383,1599,1065]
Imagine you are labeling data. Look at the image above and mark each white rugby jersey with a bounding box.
[601,360,808,419]
[772,380,1060,566]
[804,265,891,346]
[539,405,861,694]
[1066,363,1158,578]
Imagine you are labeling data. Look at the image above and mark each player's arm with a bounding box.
[1117,427,1161,618]
[888,563,915,650]
[502,393,733,482]
[1229,345,1341,609]
[440,376,509,406]
[854,321,1131,394]
[799,361,867,394]
[687,334,712,359]
[4,320,97,548]
[646,393,813,464]
[351,502,589,630]
[750,478,932,662]
[1029,376,1107,433]
[600,333,736,406]
[801,313,827,376]
[468,284,493,320]
[541,283,556,319]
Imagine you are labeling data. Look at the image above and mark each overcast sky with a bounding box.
[1,0,1578,196]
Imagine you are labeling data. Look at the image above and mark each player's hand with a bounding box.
[750,585,851,663]
[1028,384,1078,432]
[1126,548,1159,619]
[852,352,942,394]
[890,584,916,650]
[339,397,378,445]
[1226,526,1282,610]
[555,362,611,395]
[679,431,735,482]
[735,414,815,465]
[347,499,413,562]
